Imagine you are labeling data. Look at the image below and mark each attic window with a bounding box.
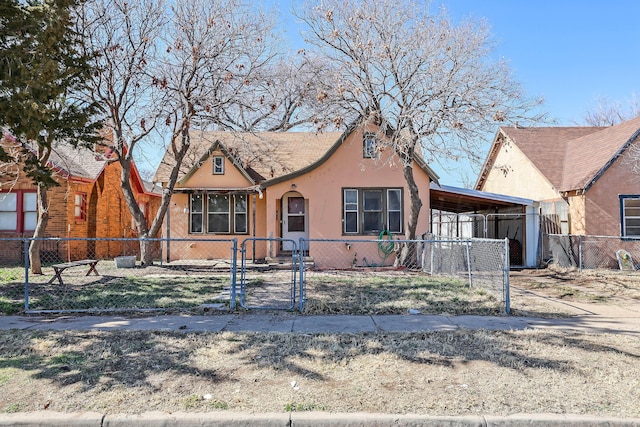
[213,156,225,175]
[363,134,377,159]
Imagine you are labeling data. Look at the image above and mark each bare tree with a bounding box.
[80,0,165,264]
[224,54,322,132]
[581,93,640,126]
[297,0,544,265]
[82,0,290,265]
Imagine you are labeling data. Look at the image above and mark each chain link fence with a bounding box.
[543,234,640,270]
[300,237,510,315]
[1,236,510,315]
[1,237,237,314]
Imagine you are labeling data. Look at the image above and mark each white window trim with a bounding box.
[189,193,249,235]
[213,156,225,175]
[363,134,377,159]
[343,188,403,235]
[621,195,640,238]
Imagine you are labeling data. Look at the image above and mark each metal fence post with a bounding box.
[430,240,435,275]
[504,237,511,315]
[23,238,30,312]
[465,240,472,287]
[578,235,583,272]
[230,239,238,310]
[299,238,305,312]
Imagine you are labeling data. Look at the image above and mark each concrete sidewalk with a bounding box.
[2,311,640,335]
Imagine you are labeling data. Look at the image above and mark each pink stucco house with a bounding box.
[153,122,439,264]
[476,116,640,238]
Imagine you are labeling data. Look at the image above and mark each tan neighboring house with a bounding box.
[475,116,640,238]
[153,122,439,267]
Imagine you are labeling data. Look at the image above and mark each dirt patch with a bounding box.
[508,267,640,317]
[1,329,640,417]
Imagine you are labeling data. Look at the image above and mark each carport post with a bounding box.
[465,240,472,287]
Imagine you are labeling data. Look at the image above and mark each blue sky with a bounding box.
[268,0,640,186]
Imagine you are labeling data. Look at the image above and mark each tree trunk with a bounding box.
[145,124,192,264]
[399,161,422,268]
[29,185,49,274]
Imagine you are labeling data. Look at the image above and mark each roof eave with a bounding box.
[178,141,257,187]
[474,128,505,190]
[259,124,356,188]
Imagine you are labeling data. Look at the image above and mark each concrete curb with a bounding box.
[1,412,640,427]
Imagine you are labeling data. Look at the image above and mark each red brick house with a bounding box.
[0,133,161,263]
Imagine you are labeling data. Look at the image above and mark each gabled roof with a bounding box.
[2,131,159,197]
[561,116,640,191]
[476,116,640,193]
[155,126,440,187]
[49,140,108,181]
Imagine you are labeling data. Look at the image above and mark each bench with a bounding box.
[48,259,100,285]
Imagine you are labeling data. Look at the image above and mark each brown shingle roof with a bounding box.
[561,116,640,191]
[499,126,604,190]
[496,116,640,193]
[155,131,343,184]
[49,141,107,180]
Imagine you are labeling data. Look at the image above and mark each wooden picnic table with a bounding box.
[47,259,100,285]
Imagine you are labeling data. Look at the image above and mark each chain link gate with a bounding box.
[239,238,301,310]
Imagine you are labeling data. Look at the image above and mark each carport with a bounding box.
[429,183,539,267]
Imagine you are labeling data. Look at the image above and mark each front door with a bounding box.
[282,193,308,251]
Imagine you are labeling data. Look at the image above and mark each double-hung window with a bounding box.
[343,188,403,234]
[190,194,204,233]
[621,195,640,237]
[189,193,248,234]
[344,189,359,233]
[0,191,37,233]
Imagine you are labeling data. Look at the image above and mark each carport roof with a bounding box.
[430,183,535,214]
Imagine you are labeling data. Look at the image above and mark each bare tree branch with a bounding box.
[297,0,545,264]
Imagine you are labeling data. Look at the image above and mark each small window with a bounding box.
[74,193,87,220]
[363,134,376,158]
[213,156,225,174]
[22,192,37,231]
[621,195,640,237]
[190,194,204,233]
[387,189,402,233]
[234,195,247,234]
[343,189,359,233]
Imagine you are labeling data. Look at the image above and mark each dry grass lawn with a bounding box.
[1,267,640,417]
